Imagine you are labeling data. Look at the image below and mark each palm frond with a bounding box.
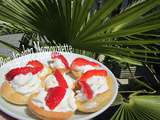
[0,0,160,65]
[76,0,160,41]
[0,21,24,35]
[111,94,124,107]
[111,95,160,120]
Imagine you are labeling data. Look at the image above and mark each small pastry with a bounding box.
[49,52,70,73]
[28,86,77,120]
[0,66,43,105]
[71,58,101,78]
[45,69,75,90]
[26,60,52,81]
[75,70,113,113]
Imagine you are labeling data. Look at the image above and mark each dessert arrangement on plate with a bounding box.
[0,52,118,120]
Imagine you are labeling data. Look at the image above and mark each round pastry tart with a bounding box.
[28,86,76,120]
[49,52,70,73]
[0,52,118,120]
[76,70,113,113]
[0,60,47,105]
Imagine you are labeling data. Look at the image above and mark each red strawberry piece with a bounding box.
[78,70,107,100]
[51,52,69,69]
[79,81,93,100]
[5,67,32,81]
[27,60,44,74]
[71,58,100,70]
[45,86,66,110]
[5,68,21,81]
[79,69,107,82]
[54,69,68,88]
[19,67,33,74]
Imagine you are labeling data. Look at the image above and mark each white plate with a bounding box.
[0,52,118,120]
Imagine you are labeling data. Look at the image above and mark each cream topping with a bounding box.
[50,58,65,69]
[38,66,49,78]
[32,88,77,112]
[76,76,108,101]
[11,73,41,95]
[63,73,75,88]
[45,74,75,89]
[87,76,108,97]
[75,65,97,73]
[76,90,87,101]
[45,74,59,89]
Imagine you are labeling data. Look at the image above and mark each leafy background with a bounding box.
[0,0,160,120]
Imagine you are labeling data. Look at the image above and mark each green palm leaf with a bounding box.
[111,95,160,120]
[77,0,160,41]
[0,0,160,65]
[0,21,21,35]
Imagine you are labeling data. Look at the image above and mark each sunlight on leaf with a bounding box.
[111,95,160,120]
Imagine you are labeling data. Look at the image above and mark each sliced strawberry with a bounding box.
[79,69,107,82]
[5,67,32,81]
[79,81,93,100]
[71,58,100,70]
[19,67,33,74]
[54,69,68,88]
[5,68,21,81]
[51,52,69,69]
[78,70,107,100]
[45,86,66,110]
[27,60,44,74]
[5,60,44,81]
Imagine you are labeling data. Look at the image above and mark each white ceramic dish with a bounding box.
[0,52,118,120]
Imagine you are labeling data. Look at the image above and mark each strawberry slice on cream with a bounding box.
[5,66,42,95]
[5,67,33,81]
[45,69,75,90]
[5,61,45,81]
[27,60,51,80]
[27,60,44,74]
[45,87,66,110]
[54,69,68,88]
[49,52,69,70]
[71,58,101,74]
[77,70,109,100]
[32,87,77,112]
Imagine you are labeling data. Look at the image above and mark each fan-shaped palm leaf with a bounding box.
[0,20,26,36]
[111,95,160,120]
[0,0,160,65]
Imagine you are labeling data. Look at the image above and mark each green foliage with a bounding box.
[0,0,160,65]
[111,95,160,120]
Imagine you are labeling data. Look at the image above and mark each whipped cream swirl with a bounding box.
[32,88,77,112]
[11,73,41,95]
[45,74,75,89]
[76,76,108,101]
[63,73,75,88]
[75,65,97,73]
[49,58,65,69]
[45,74,59,89]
